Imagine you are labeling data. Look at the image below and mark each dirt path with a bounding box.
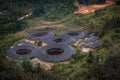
[74,0,115,14]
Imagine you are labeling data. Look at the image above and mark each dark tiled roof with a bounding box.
[35,43,76,62]
[84,36,100,43]
[82,40,102,48]
[7,42,38,60]
[89,40,102,48]
[45,35,77,45]
[25,30,54,41]
[61,30,86,40]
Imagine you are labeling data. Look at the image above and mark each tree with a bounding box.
[0,54,26,80]
[104,44,120,80]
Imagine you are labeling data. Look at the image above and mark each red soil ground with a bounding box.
[74,0,115,14]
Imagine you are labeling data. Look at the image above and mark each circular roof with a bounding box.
[7,42,38,60]
[35,43,76,62]
[25,30,54,41]
[61,30,85,40]
[44,35,77,45]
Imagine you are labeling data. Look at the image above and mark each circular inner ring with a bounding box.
[33,32,48,37]
[53,38,64,42]
[16,49,31,55]
[68,32,79,36]
[47,48,64,55]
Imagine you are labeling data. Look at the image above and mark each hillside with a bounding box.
[0,0,120,80]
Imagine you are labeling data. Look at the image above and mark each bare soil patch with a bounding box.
[31,58,70,70]
[74,1,115,14]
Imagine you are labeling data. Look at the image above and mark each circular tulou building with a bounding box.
[7,42,38,60]
[61,30,85,40]
[25,30,54,46]
[44,35,77,45]
[35,43,76,62]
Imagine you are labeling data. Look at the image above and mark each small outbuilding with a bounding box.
[84,36,100,43]
[82,34,102,49]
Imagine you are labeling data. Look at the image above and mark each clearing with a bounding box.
[74,0,115,14]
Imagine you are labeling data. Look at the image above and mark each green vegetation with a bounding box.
[0,35,22,53]
[0,54,26,80]
[0,0,120,80]
[0,15,28,39]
